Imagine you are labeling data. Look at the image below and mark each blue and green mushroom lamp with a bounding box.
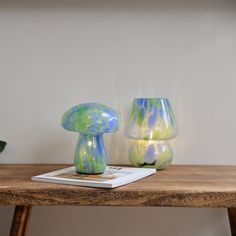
[62,103,121,174]
[124,98,178,169]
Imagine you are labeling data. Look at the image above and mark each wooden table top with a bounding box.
[0,164,236,208]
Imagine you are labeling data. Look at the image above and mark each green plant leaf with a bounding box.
[0,141,7,153]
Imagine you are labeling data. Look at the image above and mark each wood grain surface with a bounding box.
[10,205,32,236]
[1,164,236,207]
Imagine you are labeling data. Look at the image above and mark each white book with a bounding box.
[31,166,156,189]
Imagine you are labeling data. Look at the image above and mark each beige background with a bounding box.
[0,0,236,235]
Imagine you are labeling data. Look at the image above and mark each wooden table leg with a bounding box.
[10,205,32,236]
[228,208,236,236]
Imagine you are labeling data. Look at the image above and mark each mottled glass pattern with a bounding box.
[74,134,107,174]
[124,98,178,140]
[129,140,173,169]
[124,98,177,170]
[62,103,121,135]
[62,103,121,174]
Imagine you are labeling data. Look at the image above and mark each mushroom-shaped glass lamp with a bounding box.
[62,103,121,174]
[124,98,177,169]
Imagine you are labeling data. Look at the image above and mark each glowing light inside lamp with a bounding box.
[124,98,177,169]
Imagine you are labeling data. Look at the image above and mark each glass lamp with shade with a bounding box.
[124,98,178,169]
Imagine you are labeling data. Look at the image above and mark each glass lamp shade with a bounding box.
[124,98,178,140]
[124,98,177,170]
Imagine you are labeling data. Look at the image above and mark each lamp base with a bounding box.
[74,134,107,174]
[129,140,173,170]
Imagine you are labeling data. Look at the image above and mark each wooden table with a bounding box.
[1,164,236,236]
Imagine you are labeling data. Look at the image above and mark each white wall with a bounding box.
[0,0,235,235]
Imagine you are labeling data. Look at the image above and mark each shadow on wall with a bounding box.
[28,131,75,163]
[0,206,14,236]
[29,206,230,236]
